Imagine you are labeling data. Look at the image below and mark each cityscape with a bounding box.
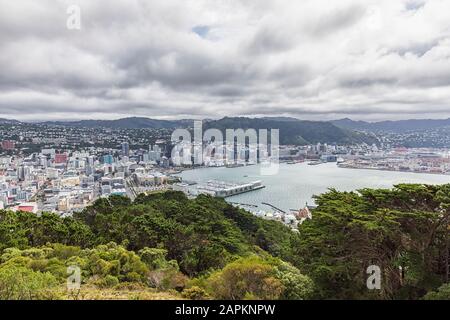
[1,119,450,231]
[0,0,450,307]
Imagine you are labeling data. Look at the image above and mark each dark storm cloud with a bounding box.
[0,0,450,121]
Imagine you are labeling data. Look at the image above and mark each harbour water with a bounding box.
[178,163,450,213]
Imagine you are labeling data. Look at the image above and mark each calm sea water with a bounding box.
[178,163,450,212]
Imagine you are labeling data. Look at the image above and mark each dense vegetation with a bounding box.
[298,184,450,299]
[204,117,379,145]
[0,191,310,300]
[0,185,449,300]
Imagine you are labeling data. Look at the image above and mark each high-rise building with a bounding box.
[17,166,31,181]
[149,145,162,162]
[122,142,130,157]
[103,154,114,165]
[85,156,95,175]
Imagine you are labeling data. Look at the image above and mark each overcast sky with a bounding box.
[1,0,450,121]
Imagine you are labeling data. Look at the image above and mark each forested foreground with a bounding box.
[0,185,449,300]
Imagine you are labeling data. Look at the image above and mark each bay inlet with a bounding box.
[177,162,450,213]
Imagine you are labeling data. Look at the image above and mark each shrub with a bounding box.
[207,256,284,300]
[423,283,450,300]
[28,259,49,272]
[274,262,315,300]
[84,243,149,281]
[0,264,60,300]
[182,286,210,300]
[139,248,171,270]
[95,275,120,288]
[147,269,188,291]
[124,271,143,283]
[1,248,24,263]
[50,244,81,260]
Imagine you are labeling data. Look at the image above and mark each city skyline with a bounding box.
[8,113,450,122]
[0,0,449,304]
[1,0,450,122]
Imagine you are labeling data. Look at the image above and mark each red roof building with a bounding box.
[55,153,68,164]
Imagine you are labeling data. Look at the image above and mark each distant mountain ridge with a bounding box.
[204,117,379,145]
[332,118,450,133]
[0,118,20,124]
[0,116,381,145]
[45,116,378,145]
[3,116,449,133]
[2,115,449,145]
[22,115,450,145]
[41,117,194,129]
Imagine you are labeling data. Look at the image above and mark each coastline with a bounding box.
[177,163,450,178]
[338,164,450,177]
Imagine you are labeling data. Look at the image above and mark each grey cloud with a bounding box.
[247,25,296,55]
[307,4,366,37]
[390,39,442,57]
[405,0,426,11]
[1,0,450,121]
[339,77,399,88]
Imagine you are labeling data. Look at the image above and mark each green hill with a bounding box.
[40,116,379,145]
[205,117,379,145]
[0,185,449,300]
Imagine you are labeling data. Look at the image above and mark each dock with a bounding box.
[262,202,286,214]
[229,202,259,208]
[198,180,265,198]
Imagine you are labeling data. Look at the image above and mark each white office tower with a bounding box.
[17,166,31,181]
[122,142,130,157]
[149,145,162,162]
